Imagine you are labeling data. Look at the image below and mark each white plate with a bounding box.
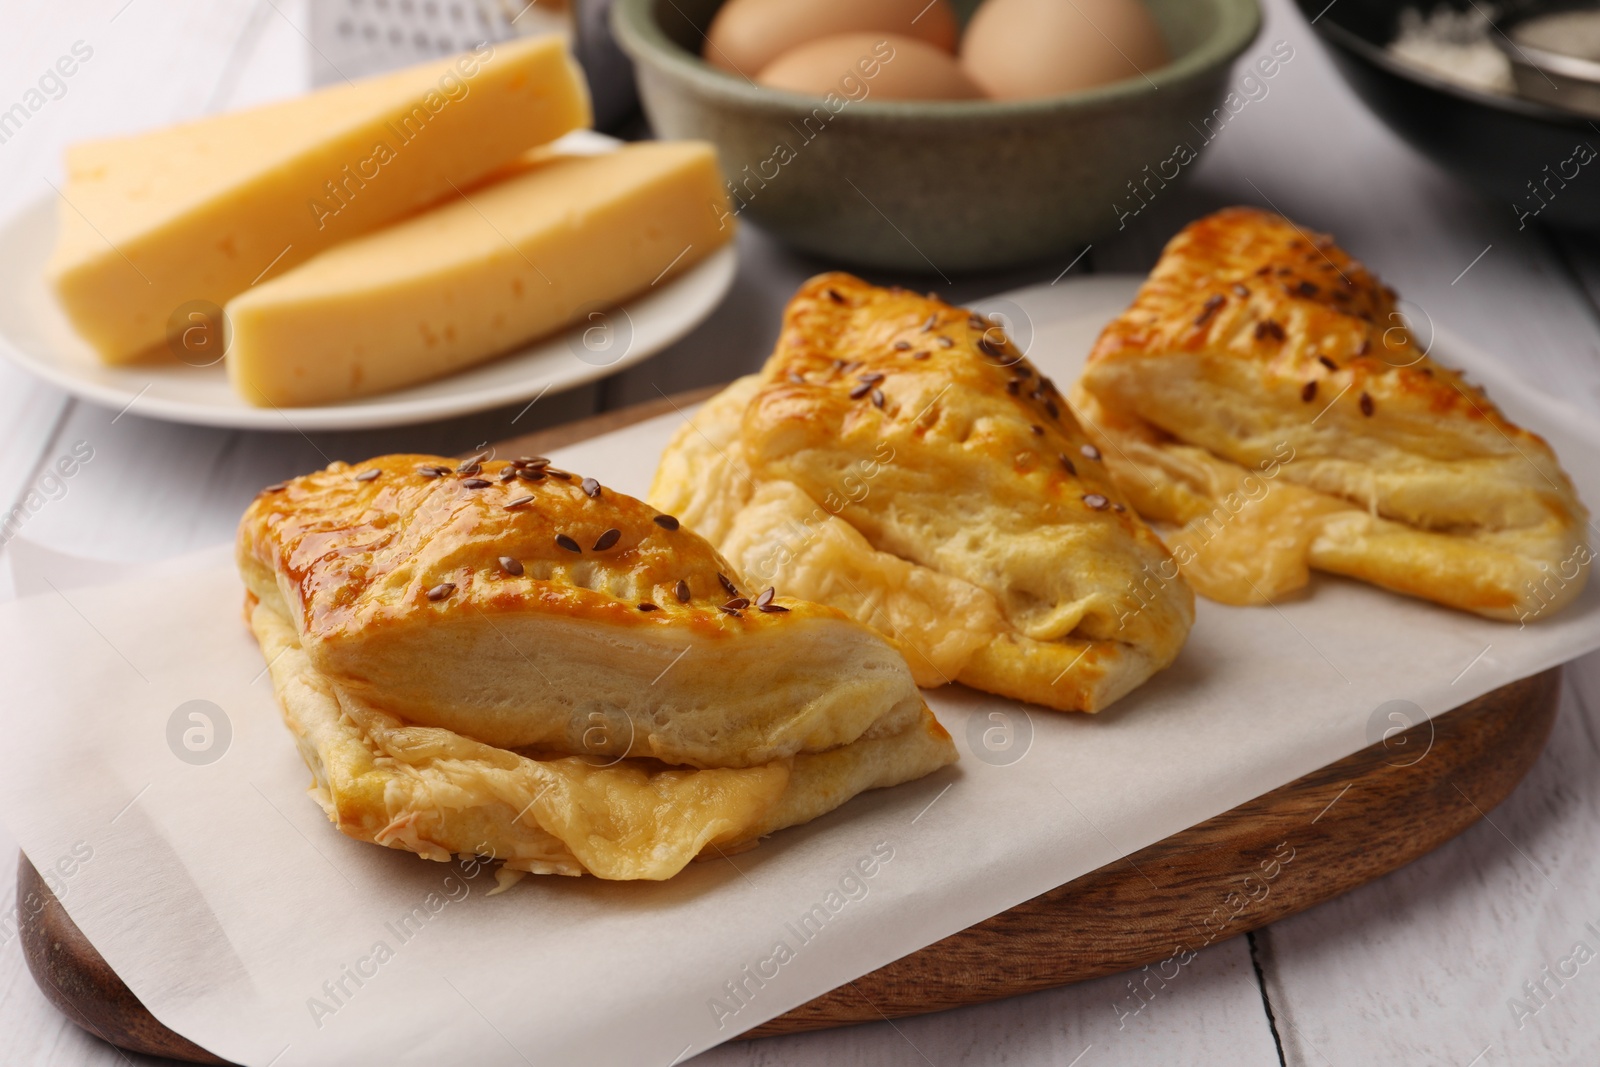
[0,189,736,431]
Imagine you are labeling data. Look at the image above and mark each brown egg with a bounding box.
[757,33,982,100]
[704,0,959,77]
[960,0,1170,100]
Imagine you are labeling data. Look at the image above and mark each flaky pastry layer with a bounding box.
[650,273,1194,713]
[238,454,931,767]
[250,596,955,880]
[1074,207,1589,621]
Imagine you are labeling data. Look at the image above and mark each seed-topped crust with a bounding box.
[238,454,942,769]
[650,273,1195,714]
[1074,207,1590,620]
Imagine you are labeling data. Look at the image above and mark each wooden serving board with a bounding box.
[15,392,1565,1063]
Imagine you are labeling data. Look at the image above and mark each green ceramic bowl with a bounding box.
[612,0,1261,273]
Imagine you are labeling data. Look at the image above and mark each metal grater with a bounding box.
[307,0,639,130]
[307,0,570,86]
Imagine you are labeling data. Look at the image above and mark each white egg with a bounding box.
[757,32,983,100]
[704,0,959,78]
[960,0,1171,100]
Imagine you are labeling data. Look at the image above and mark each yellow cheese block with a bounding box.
[224,141,734,407]
[47,36,590,364]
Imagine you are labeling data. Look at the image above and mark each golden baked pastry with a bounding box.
[1073,207,1590,621]
[650,274,1194,713]
[239,455,956,880]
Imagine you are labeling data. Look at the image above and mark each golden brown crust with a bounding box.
[651,273,1195,712]
[1076,207,1590,620]
[238,452,798,642]
[238,453,940,767]
[238,456,959,879]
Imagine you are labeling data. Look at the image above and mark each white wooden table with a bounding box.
[2,1,1598,1064]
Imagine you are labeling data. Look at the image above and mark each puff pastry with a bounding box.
[1073,207,1590,621]
[239,455,956,880]
[650,273,1194,713]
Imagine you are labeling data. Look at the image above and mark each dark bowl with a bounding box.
[1293,0,1600,230]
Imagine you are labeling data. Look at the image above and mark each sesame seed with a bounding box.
[354,469,380,483]
[1255,320,1286,343]
[499,468,517,483]
[675,579,690,602]
[1360,392,1375,416]
[825,287,846,304]
[1319,355,1338,370]
[515,456,551,469]
[498,556,523,576]
[639,603,660,612]
[517,468,546,483]
[555,534,582,553]
[592,528,621,551]
[788,372,806,385]
[1296,280,1319,297]
[462,478,491,489]
[460,451,490,470]
[1301,381,1318,402]
[1006,379,1021,395]
[756,587,776,607]
[262,482,288,493]
[1031,424,1044,436]
[849,381,874,400]
[1044,400,1059,420]
[546,470,572,480]
[1233,283,1250,297]
[913,350,930,360]
[1058,453,1077,475]
[457,462,482,476]
[1194,294,1225,326]
[1357,339,1372,356]
[1015,365,1033,379]
[872,388,885,408]
[718,604,743,616]
[1080,443,1102,461]
[937,336,954,348]
[724,597,750,610]
[758,603,790,614]
[1083,494,1110,510]
[581,477,601,498]
[1112,502,1126,512]
[426,582,455,601]
[718,573,739,597]
[505,495,534,509]
[416,465,449,478]
[893,340,911,351]
[653,514,680,531]
[921,314,939,332]
[859,372,885,384]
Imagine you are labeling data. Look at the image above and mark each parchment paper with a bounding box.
[3,277,1598,1067]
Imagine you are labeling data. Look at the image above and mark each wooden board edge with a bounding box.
[745,667,1562,1036]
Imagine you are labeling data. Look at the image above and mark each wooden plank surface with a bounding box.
[2,0,1600,1064]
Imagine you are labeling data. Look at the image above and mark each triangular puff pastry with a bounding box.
[650,274,1194,713]
[238,455,955,880]
[1073,207,1590,622]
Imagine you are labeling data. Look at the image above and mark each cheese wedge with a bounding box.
[224,141,734,407]
[47,36,590,364]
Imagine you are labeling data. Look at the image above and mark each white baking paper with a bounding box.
[3,277,1599,1067]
